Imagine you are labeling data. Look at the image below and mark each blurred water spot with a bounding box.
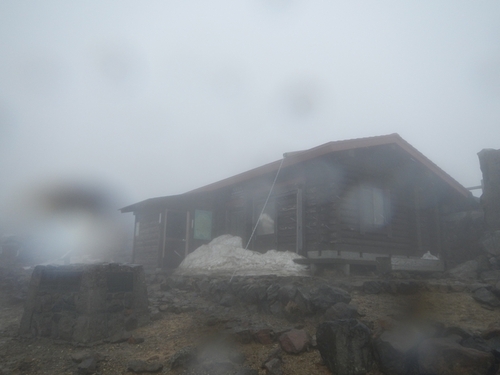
[276,78,324,121]
[6,181,128,265]
[341,183,393,232]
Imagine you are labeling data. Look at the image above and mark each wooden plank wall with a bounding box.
[300,153,419,256]
[276,192,298,252]
[211,147,445,257]
[300,158,338,252]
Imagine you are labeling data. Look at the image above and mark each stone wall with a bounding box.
[19,263,149,344]
[441,210,484,268]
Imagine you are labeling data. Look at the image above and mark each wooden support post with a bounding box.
[296,188,303,254]
[185,210,191,257]
[434,204,442,258]
[414,188,423,253]
[132,215,138,263]
[161,210,168,267]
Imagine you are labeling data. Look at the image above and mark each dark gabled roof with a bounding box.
[187,133,470,197]
[120,191,214,213]
[121,133,471,213]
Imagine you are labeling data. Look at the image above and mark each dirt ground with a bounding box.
[1,273,499,375]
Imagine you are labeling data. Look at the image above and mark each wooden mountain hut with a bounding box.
[120,134,477,271]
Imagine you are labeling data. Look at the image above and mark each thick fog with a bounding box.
[0,1,499,259]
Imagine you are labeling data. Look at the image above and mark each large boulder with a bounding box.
[307,284,351,313]
[316,319,373,375]
[374,324,435,375]
[323,302,358,320]
[478,149,500,232]
[480,270,500,284]
[473,287,500,307]
[482,231,500,257]
[417,337,494,375]
[447,260,479,280]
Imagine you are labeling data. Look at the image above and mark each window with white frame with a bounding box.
[359,186,390,233]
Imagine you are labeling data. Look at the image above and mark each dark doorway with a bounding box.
[162,210,187,268]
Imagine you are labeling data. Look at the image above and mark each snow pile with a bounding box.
[421,251,439,260]
[175,235,309,276]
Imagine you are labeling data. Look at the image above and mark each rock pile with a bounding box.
[143,270,500,375]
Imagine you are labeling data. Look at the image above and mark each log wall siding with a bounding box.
[300,158,337,252]
[297,153,431,256]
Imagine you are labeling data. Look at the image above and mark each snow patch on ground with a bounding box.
[175,235,309,276]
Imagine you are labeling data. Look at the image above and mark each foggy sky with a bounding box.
[1,0,499,229]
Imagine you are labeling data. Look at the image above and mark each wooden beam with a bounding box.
[296,188,303,254]
[160,210,168,267]
[132,214,138,263]
[434,204,442,258]
[414,188,423,253]
[185,210,191,256]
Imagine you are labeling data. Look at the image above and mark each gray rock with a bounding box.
[482,231,500,256]
[363,281,382,294]
[235,368,258,375]
[324,302,358,320]
[291,288,312,316]
[263,358,282,375]
[443,326,471,340]
[232,328,253,344]
[461,336,492,353]
[473,287,500,307]
[447,260,479,280]
[395,281,420,295]
[317,319,373,375]
[269,301,283,316]
[108,331,131,343]
[252,327,274,344]
[77,358,97,374]
[127,336,145,344]
[71,351,101,363]
[168,346,197,370]
[375,325,429,375]
[468,283,491,292]
[480,270,500,284]
[266,284,280,301]
[219,293,237,307]
[482,324,500,340]
[418,337,494,375]
[127,360,163,373]
[307,284,351,313]
[278,284,297,304]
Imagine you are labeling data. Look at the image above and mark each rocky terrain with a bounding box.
[2,261,500,375]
